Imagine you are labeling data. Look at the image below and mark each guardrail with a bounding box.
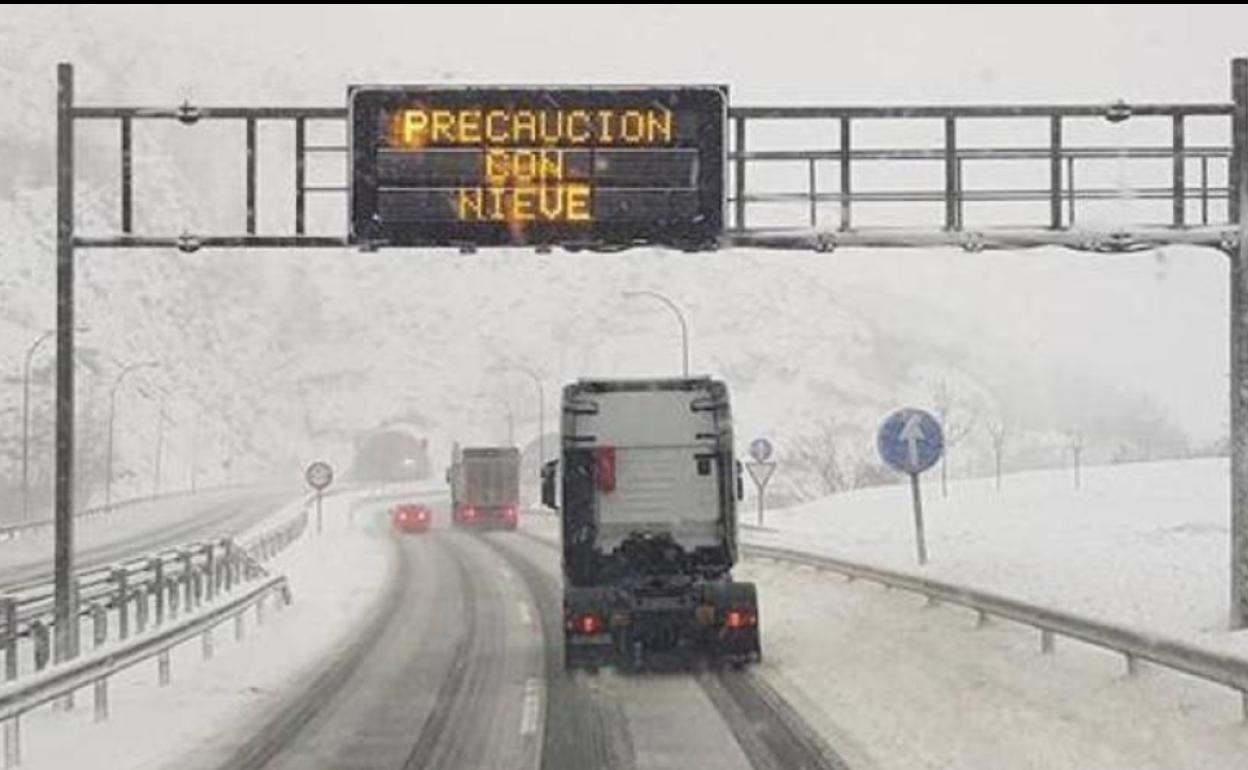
[1,504,307,685]
[0,574,291,768]
[745,543,1248,722]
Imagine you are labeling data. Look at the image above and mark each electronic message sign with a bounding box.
[349,86,726,249]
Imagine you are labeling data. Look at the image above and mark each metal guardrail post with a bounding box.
[91,604,106,648]
[180,550,194,610]
[91,601,109,722]
[201,628,214,661]
[1,599,15,682]
[203,543,216,602]
[111,568,129,641]
[167,579,179,621]
[1125,653,1139,676]
[135,587,148,633]
[216,538,231,594]
[806,157,817,227]
[1049,115,1063,229]
[32,622,49,672]
[157,649,170,686]
[976,609,989,628]
[944,116,958,230]
[151,557,164,626]
[1173,114,1186,227]
[255,593,266,626]
[234,612,245,642]
[223,544,236,593]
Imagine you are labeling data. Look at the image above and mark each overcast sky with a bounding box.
[11,5,1248,104]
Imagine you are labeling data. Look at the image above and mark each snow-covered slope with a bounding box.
[747,456,1247,652]
[0,7,1231,519]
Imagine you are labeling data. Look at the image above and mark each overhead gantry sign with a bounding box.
[45,62,1248,671]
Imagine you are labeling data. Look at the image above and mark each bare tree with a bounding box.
[787,418,848,498]
[933,380,977,498]
[987,419,1007,492]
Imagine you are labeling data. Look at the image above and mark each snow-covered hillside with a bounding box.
[747,456,1248,650]
[0,6,1231,519]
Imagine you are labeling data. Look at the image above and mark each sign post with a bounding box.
[304,461,334,535]
[745,437,776,527]
[877,409,943,565]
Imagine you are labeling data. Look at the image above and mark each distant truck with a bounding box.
[541,377,760,671]
[448,446,521,530]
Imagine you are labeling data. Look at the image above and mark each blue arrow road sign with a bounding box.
[878,408,944,475]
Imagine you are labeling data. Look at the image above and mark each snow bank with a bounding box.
[746,457,1248,654]
[12,487,401,770]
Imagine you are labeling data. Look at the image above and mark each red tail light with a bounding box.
[461,506,477,520]
[502,506,517,521]
[595,446,616,493]
[724,609,757,630]
[570,613,605,635]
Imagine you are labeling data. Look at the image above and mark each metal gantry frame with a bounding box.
[47,60,1248,662]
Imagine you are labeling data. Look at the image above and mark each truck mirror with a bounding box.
[736,460,745,501]
[541,460,559,510]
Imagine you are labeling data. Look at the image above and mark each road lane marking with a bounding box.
[519,677,542,736]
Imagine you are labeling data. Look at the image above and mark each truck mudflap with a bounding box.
[562,581,762,673]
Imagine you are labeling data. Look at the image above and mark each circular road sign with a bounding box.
[305,461,334,491]
[877,408,943,475]
[748,437,774,463]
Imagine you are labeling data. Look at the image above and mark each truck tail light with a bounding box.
[595,446,616,493]
[460,506,476,521]
[569,613,605,636]
[724,609,757,630]
[502,505,517,521]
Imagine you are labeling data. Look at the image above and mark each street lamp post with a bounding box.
[21,330,55,521]
[21,327,89,521]
[189,413,200,492]
[623,290,690,376]
[153,401,169,496]
[506,365,546,472]
[105,361,159,508]
[499,399,515,446]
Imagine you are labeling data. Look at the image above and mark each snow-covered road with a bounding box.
[220,497,837,770]
[15,479,1248,770]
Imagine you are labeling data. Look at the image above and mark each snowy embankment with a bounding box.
[11,483,432,770]
[0,488,270,574]
[736,458,1248,768]
[744,457,1248,655]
